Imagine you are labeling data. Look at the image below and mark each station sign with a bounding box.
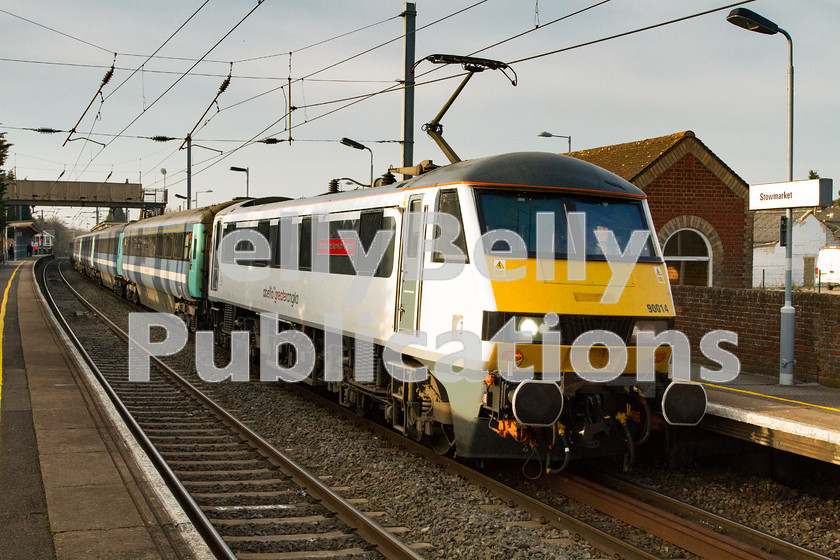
[749,178,834,210]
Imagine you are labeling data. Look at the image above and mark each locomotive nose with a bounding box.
[661,381,707,426]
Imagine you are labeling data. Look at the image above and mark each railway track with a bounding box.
[40,258,423,560]
[263,361,834,560]
[51,257,835,560]
[542,470,834,560]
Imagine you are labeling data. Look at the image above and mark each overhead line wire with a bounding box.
[0,7,112,53]
[102,0,211,104]
[215,0,491,117]
[235,13,403,63]
[192,0,760,180]
[75,0,267,177]
[508,0,755,65]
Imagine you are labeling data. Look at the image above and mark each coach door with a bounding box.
[397,195,425,332]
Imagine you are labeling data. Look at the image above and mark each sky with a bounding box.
[2,0,838,231]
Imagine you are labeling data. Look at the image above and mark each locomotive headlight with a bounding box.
[518,317,540,338]
[630,319,669,344]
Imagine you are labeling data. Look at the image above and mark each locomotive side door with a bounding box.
[397,194,425,332]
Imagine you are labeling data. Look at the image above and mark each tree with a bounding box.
[105,207,127,222]
[41,217,85,257]
[809,170,820,179]
[0,132,11,233]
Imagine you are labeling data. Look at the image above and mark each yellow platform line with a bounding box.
[0,262,26,422]
[702,382,840,414]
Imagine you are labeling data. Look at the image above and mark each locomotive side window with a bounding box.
[299,217,312,271]
[433,189,468,264]
[328,217,357,275]
[255,220,271,267]
[375,216,396,277]
[270,221,280,267]
[359,209,396,277]
[278,218,298,270]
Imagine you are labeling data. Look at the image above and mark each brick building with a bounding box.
[568,131,752,288]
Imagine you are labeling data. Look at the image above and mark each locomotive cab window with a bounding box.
[475,190,657,261]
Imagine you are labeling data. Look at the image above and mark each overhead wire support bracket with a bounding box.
[180,63,233,150]
[413,54,516,164]
[63,53,117,147]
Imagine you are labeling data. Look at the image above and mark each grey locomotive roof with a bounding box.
[401,152,645,196]
[220,152,645,217]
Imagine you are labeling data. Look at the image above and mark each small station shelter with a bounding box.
[568,131,752,288]
[5,220,42,260]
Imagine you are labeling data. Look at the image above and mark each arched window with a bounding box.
[663,229,712,286]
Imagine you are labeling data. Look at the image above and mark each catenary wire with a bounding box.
[74,0,267,178]
[0,7,112,53]
[101,0,211,104]
[188,0,759,182]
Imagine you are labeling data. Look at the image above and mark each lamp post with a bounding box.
[194,189,212,207]
[176,189,212,208]
[160,168,167,206]
[340,137,374,186]
[230,166,250,198]
[727,7,795,386]
[537,131,572,153]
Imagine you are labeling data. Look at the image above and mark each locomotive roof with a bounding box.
[218,152,646,218]
[401,152,645,196]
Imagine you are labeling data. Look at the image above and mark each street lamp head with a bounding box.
[340,137,367,151]
[230,166,247,173]
[537,131,553,137]
[726,8,779,35]
[174,194,187,200]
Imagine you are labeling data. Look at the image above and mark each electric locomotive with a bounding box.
[205,151,706,468]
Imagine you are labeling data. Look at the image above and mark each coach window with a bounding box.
[161,233,170,258]
[663,229,711,286]
[433,189,468,263]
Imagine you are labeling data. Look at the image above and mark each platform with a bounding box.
[698,370,840,465]
[0,257,210,560]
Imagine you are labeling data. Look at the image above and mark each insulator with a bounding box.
[379,172,396,186]
[150,135,175,142]
[101,67,114,87]
[328,179,339,194]
[261,138,281,144]
[35,127,61,134]
[218,76,230,94]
